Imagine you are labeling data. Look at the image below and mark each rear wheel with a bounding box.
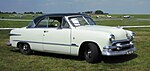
[84,43,102,63]
[18,43,32,55]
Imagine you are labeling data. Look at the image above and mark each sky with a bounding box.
[0,0,150,14]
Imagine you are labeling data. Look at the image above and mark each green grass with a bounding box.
[129,14,150,18]
[0,21,29,28]
[96,19,150,26]
[92,14,150,26]
[0,14,150,71]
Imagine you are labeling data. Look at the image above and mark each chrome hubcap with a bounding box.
[87,50,91,58]
[85,49,92,58]
[23,45,28,51]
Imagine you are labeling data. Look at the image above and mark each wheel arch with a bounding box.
[78,41,102,57]
[17,41,32,55]
[17,42,29,48]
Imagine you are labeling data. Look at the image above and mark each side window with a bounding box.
[48,18,60,28]
[36,17,48,28]
[35,16,62,28]
[61,18,70,28]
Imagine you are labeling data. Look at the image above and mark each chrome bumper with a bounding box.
[102,40,136,56]
[102,47,136,56]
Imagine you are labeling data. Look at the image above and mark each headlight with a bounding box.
[131,32,135,40]
[126,32,134,41]
[109,34,115,42]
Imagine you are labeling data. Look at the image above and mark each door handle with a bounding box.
[44,31,48,33]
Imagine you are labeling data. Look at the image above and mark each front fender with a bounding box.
[72,30,111,52]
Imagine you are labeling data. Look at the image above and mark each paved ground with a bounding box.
[137,18,150,21]
[122,25,150,28]
[0,19,32,21]
[0,28,19,30]
[94,18,150,21]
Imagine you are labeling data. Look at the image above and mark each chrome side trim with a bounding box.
[13,40,79,47]
[9,33,21,36]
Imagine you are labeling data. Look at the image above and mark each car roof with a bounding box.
[33,13,87,24]
[42,13,83,17]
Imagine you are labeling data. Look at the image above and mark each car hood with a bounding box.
[76,25,127,40]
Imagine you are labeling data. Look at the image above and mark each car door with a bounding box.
[23,17,49,51]
[43,17,71,55]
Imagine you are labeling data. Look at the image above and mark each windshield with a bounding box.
[69,16,96,27]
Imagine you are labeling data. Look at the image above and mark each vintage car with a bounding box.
[8,13,136,63]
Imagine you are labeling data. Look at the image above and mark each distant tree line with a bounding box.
[0,11,43,14]
[0,10,107,14]
[82,10,109,14]
[25,11,43,14]
[0,11,17,14]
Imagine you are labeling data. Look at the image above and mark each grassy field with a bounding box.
[0,14,150,71]
[92,14,150,26]
[0,21,29,28]
[96,19,150,26]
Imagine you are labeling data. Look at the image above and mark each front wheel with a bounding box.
[18,43,32,55]
[84,43,102,63]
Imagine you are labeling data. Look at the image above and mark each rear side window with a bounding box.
[48,18,60,28]
[35,17,62,28]
[36,17,48,28]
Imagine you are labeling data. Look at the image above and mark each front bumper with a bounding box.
[102,40,136,56]
[102,47,136,56]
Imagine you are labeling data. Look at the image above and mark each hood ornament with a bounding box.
[116,26,123,29]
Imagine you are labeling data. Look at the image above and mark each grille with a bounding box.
[111,40,133,51]
[112,45,132,51]
[112,40,130,46]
